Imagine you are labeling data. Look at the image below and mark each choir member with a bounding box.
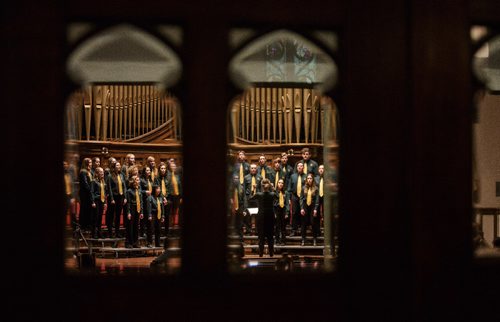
[269,157,283,189]
[167,162,182,228]
[121,153,136,178]
[90,167,107,239]
[294,147,319,176]
[146,156,158,183]
[233,150,250,185]
[300,173,320,246]
[156,162,170,239]
[140,166,154,238]
[280,152,293,186]
[315,165,325,220]
[243,164,262,235]
[104,157,116,180]
[106,162,127,238]
[91,157,101,179]
[230,174,246,243]
[127,165,139,183]
[287,162,306,237]
[257,154,272,180]
[274,178,289,245]
[63,160,77,231]
[146,185,165,248]
[78,158,93,231]
[125,175,143,248]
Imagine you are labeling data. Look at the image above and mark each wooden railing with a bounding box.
[229,86,338,145]
[65,84,181,143]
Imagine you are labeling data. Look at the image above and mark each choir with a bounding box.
[229,148,337,257]
[65,147,337,254]
[64,154,182,249]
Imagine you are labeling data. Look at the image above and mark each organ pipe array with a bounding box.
[230,86,338,145]
[65,85,181,142]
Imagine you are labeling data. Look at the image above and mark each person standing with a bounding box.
[90,167,107,239]
[168,158,183,178]
[63,160,77,231]
[248,179,276,257]
[300,173,320,246]
[139,166,154,238]
[315,165,325,221]
[269,157,282,189]
[127,165,139,183]
[106,162,127,238]
[91,157,101,179]
[146,156,158,183]
[294,147,319,176]
[257,154,272,180]
[233,150,250,185]
[155,162,170,239]
[167,162,182,229]
[287,162,306,237]
[145,185,165,248]
[243,164,262,235]
[125,175,143,248]
[230,174,246,243]
[274,178,289,245]
[78,158,93,232]
[121,153,136,178]
[280,152,293,186]
[156,162,168,199]
[104,157,117,180]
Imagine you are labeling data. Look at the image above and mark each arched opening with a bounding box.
[64,24,183,274]
[226,29,340,272]
[471,27,500,255]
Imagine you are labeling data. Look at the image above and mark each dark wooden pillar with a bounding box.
[341,0,412,320]
[411,0,472,319]
[182,20,229,276]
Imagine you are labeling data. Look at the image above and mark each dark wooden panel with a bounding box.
[470,0,500,25]
[7,0,500,321]
[411,0,473,320]
[340,0,412,320]
[65,0,346,27]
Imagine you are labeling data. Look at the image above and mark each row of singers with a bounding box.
[230,148,337,247]
[64,154,182,248]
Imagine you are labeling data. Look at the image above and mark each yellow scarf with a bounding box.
[239,164,244,184]
[161,178,167,197]
[135,189,141,212]
[157,197,162,219]
[171,174,179,196]
[117,174,123,195]
[100,179,105,202]
[64,173,72,195]
[297,175,302,197]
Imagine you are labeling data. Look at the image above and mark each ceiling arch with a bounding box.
[229,29,338,92]
[67,24,182,86]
